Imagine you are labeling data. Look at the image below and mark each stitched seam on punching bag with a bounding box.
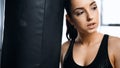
[40,0,47,66]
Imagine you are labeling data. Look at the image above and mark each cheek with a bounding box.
[74,17,86,27]
[95,11,99,20]
[95,13,99,23]
[73,19,86,30]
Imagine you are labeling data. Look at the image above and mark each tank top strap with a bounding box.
[99,34,108,55]
[64,40,75,62]
[95,34,109,62]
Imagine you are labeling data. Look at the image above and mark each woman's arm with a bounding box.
[109,36,120,68]
[60,49,63,68]
[113,38,120,68]
[60,41,70,68]
[60,57,63,68]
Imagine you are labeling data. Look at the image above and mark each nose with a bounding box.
[87,11,93,21]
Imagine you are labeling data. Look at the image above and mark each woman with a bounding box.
[61,0,120,68]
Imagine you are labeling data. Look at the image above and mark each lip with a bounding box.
[87,23,96,29]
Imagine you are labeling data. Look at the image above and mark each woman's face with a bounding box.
[68,0,99,34]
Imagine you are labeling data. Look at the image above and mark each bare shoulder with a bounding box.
[61,41,70,60]
[109,36,120,49]
[108,35,120,55]
[108,36,120,67]
[61,41,70,55]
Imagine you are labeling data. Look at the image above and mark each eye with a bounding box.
[91,4,97,10]
[92,6,97,10]
[75,10,84,16]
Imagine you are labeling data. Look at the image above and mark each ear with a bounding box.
[66,14,74,26]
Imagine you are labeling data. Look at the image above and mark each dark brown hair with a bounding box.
[64,0,77,41]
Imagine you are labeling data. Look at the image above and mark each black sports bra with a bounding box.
[63,34,113,68]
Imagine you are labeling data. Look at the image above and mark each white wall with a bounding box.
[0,0,5,49]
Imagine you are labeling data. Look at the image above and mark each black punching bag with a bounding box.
[1,0,64,68]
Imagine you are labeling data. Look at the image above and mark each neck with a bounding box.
[76,31,102,46]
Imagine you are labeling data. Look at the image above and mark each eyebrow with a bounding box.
[90,1,96,6]
[72,1,96,13]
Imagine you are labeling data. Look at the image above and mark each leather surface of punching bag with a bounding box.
[1,0,64,68]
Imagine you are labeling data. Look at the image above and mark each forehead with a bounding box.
[71,0,95,7]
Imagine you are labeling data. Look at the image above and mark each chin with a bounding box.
[86,23,98,33]
[87,28,98,34]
